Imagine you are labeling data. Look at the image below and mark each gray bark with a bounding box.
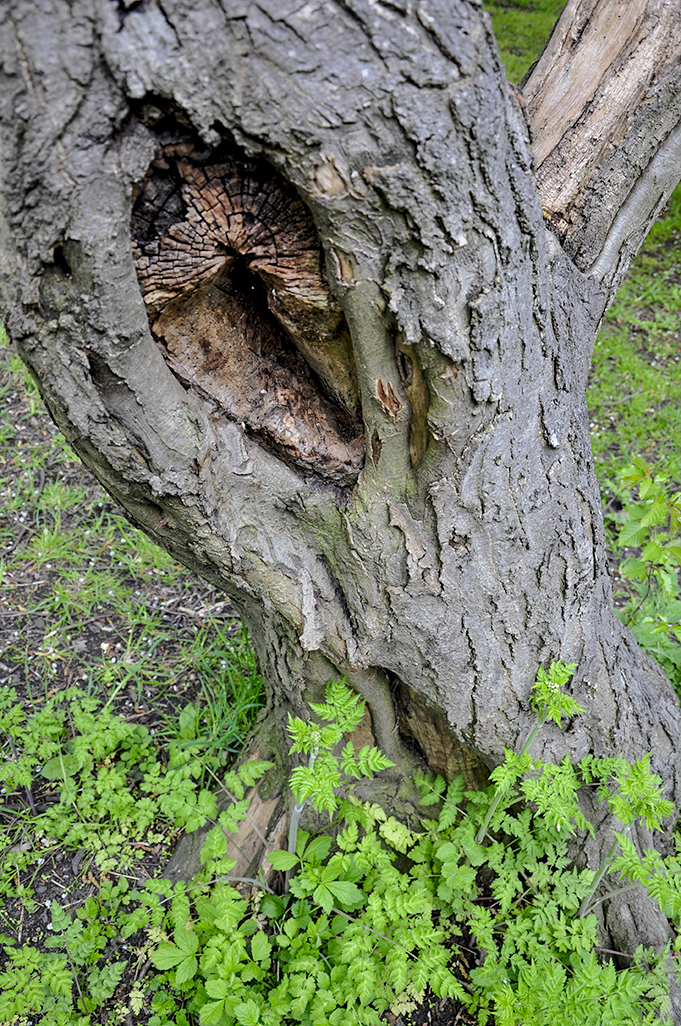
[2,0,681,977]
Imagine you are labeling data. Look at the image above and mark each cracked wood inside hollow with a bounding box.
[131,143,364,483]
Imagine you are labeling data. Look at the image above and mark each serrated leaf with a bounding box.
[326,879,365,909]
[175,954,198,984]
[174,927,199,954]
[313,883,334,913]
[205,978,229,1000]
[340,740,360,778]
[251,931,271,962]
[621,557,648,580]
[260,893,288,919]
[356,744,395,777]
[238,759,274,786]
[638,476,656,499]
[151,943,186,971]
[303,835,332,863]
[641,540,665,562]
[640,495,668,528]
[199,999,228,1025]
[235,998,261,1026]
[268,849,299,871]
[619,521,648,547]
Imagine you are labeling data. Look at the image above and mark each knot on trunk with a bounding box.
[131,142,364,483]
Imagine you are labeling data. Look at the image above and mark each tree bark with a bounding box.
[2,0,681,978]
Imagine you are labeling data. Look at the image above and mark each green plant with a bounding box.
[611,456,681,690]
[588,182,681,487]
[2,671,679,1024]
[0,681,262,889]
[284,678,394,861]
[483,0,567,83]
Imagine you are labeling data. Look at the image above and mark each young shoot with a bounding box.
[282,679,394,864]
[475,661,581,844]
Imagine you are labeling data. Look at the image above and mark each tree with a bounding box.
[2,0,681,979]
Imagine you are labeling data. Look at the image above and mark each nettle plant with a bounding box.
[2,668,681,1025]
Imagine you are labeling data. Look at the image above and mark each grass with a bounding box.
[588,183,681,488]
[485,0,566,83]
[0,327,266,1020]
[0,335,261,711]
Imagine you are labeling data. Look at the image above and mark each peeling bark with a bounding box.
[2,0,681,986]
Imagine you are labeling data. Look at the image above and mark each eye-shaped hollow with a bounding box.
[131,144,364,483]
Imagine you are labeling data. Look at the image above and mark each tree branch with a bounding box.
[524,0,681,293]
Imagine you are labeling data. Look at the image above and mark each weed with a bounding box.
[605,456,681,692]
[3,673,674,1025]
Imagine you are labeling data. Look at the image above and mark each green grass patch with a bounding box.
[589,183,681,489]
[485,0,567,83]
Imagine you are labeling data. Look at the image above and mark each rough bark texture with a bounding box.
[2,0,681,984]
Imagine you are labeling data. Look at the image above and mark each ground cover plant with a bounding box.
[3,672,680,1025]
[587,177,681,693]
[3,3,681,1024]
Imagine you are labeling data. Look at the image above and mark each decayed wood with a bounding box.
[524,0,681,275]
[131,144,363,483]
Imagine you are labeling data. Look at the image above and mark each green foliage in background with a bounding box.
[3,674,678,1025]
[589,184,681,487]
[607,457,681,691]
[485,0,566,83]
[0,677,264,897]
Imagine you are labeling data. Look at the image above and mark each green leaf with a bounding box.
[235,998,261,1026]
[199,999,228,1025]
[151,943,186,971]
[205,978,229,1000]
[340,741,360,779]
[356,744,395,777]
[619,520,649,547]
[313,883,334,913]
[177,703,198,740]
[175,954,198,984]
[260,894,288,919]
[174,928,199,954]
[40,753,79,780]
[268,849,300,871]
[303,835,333,863]
[238,759,274,787]
[251,931,271,962]
[325,880,365,909]
[641,540,665,562]
[640,495,669,528]
[620,556,649,580]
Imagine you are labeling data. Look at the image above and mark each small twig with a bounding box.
[65,948,88,1014]
[595,945,634,960]
[624,566,653,626]
[593,388,644,408]
[226,875,276,894]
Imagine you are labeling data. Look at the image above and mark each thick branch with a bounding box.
[524,0,681,291]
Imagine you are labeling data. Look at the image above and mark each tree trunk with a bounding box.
[2,0,681,974]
